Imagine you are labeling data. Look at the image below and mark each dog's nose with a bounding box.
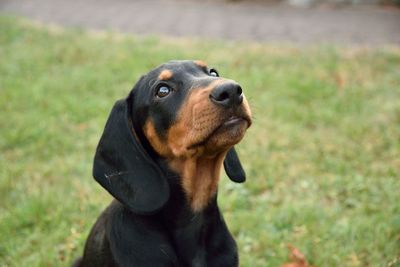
[209,83,243,108]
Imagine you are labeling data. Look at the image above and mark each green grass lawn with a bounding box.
[1,16,399,267]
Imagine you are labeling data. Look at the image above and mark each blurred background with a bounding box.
[1,0,400,44]
[0,0,399,266]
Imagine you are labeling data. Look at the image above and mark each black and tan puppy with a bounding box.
[74,60,252,267]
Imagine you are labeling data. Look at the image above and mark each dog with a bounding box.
[73,60,252,267]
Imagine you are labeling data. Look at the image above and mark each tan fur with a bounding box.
[143,120,171,156]
[194,60,207,68]
[142,79,251,212]
[166,80,225,157]
[169,152,227,212]
[158,69,173,80]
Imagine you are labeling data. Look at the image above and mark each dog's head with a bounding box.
[93,60,252,213]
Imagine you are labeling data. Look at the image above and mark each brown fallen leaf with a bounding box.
[280,244,309,267]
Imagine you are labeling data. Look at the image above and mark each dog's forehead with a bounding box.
[150,60,208,79]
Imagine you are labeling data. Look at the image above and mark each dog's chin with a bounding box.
[202,118,249,154]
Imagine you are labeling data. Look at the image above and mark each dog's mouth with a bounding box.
[213,116,250,134]
[188,114,251,150]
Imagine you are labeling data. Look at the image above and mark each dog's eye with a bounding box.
[209,69,219,77]
[156,85,171,98]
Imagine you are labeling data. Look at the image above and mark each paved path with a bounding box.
[1,0,399,45]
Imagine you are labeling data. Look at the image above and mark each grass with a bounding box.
[0,16,399,267]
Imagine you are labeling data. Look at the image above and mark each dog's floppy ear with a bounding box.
[223,147,246,183]
[93,95,170,215]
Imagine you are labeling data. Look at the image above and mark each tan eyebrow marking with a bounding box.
[158,70,173,80]
[194,60,207,68]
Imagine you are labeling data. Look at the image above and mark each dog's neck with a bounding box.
[167,152,226,212]
[152,147,226,213]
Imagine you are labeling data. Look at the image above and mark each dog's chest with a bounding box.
[170,214,208,266]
